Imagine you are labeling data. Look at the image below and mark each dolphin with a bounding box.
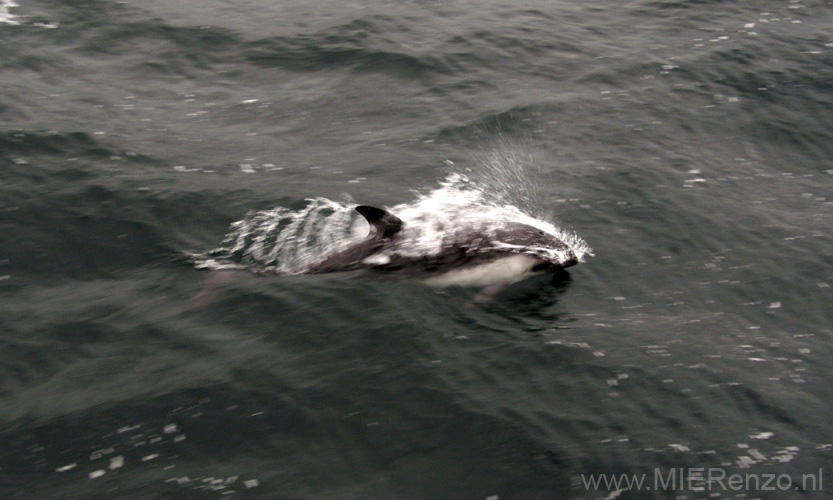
[304,205,579,299]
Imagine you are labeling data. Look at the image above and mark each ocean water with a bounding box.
[2,0,833,498]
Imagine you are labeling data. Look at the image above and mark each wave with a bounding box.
[243,15,451,77]
[0,130,115,158]
[0,130,156,170]
[245,36,446,76]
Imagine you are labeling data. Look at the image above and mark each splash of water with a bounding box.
[196,158,592,274]
[197,198,370,274]
[388,171,591,262]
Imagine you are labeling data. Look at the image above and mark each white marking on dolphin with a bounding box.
[304,205,580,297]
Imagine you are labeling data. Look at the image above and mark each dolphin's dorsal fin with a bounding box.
[356,205,402,239]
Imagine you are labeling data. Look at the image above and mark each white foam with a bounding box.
[487,242,576,266]
[0,0,20,25]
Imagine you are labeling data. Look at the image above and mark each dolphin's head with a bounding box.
[487,223,578,271]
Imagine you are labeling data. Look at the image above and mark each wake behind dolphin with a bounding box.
[196,170,592,297]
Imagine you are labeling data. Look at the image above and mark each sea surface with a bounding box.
[2,0,833,499]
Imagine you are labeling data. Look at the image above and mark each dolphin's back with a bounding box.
[304,206,402,274]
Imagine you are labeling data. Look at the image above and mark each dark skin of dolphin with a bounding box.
[304,205,578,276]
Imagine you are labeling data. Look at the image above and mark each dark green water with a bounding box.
[2,0,832,498]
